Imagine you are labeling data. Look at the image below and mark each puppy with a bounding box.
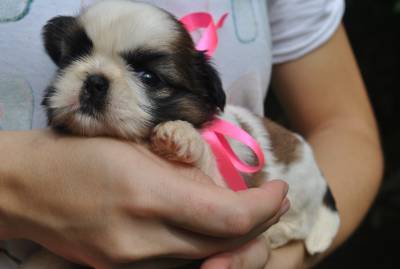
[21,0,340,268]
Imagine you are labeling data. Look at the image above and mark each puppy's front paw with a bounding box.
[150,120,205,164]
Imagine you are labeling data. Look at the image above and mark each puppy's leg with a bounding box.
[151,121,205,164]
[264,187,340,254]
[305,189,340,255]
[18,249,81,269]
[150,120,224,186]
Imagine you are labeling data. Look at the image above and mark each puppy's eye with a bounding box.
[135,68,163,87]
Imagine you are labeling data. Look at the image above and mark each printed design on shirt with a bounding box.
[0,74,33,130]
[230,0,259,43]
[0,0,33,23]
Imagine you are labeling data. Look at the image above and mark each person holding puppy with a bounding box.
[0,0,382,268]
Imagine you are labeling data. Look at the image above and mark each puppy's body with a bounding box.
[18,1,339,268]
[219,106,339,252]
[151,105,339,253]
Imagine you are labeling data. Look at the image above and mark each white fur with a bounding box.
[220,105,340,253]
[48,0,184,139]
[80,0,178,54]
[17,2,340,268]
[305,205,340,254]
[151,105,340,253]
[50,54,153,138]
[151,105,339,254]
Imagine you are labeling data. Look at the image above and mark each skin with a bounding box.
[0,129,289,269]
[0,23,382,269]
[203,24,383,269]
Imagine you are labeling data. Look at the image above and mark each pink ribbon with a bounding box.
[180,12,228,56]
[180,12,265,191]
[201,119,265,191]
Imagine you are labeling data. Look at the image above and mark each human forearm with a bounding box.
[267,24,383,268]
[260,120,382,269]
[0,129,289,268]
[305,118,383,259]
[0,130,33,239]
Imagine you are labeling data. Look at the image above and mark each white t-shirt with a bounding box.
[0,0,344,267]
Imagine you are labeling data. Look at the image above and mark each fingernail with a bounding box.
[277,198,290,216]
[264,180,289,197]
[282,182,289,196]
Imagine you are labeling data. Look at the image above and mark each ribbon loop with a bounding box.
[180,12,228,56]
[201,119,265,191]
[181,12,265,191]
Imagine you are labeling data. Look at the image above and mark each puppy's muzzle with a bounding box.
[80,74,109,115]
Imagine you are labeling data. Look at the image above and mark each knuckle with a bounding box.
[116,179,156,218]
[103,238,142,264]
[126,192,156,218]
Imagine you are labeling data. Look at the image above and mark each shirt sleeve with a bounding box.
[268,0,345,64]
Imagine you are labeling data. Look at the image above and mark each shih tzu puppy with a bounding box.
[21,0,340,268]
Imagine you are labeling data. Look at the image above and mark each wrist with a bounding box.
[0,131,22,238]
[0,130,46,239]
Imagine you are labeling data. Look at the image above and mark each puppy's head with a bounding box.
[42,0,225,139]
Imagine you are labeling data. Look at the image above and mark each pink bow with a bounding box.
[180,12,265,191]
[180,12,228,56]
[201,119,265,191]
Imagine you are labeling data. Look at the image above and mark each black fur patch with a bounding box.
[192,51,226,111]
[323,187,338,211]
[41,7,227,137]
[41,86,57,125]
[79,74,109,116]
[42,16,93,67]
[121,48,226,128]
[121,49,168,69]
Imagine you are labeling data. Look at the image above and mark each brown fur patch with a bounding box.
[245,170,269,188]
[234,115,300,187]
[262,118,301,165]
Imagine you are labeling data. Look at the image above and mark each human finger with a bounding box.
[146,179,288,237]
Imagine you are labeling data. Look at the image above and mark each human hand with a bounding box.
[0,129,288,269]
[200,198,291,269]
[201,239,304,269]
[264,241,306,269]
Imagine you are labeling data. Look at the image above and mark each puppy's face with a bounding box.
[42,0,225,140]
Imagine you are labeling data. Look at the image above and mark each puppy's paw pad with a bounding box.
[151,120,205,163]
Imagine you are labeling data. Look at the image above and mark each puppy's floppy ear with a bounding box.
[193,51,226,111]
[42,16,75,65]
[42,16,93,66]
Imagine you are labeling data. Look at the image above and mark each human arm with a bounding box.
[202,23,383,269]
[0,128,288,268]
[267,24,383,267]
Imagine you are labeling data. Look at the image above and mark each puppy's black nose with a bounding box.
[84,74,109,93]
[80,74,109,115]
